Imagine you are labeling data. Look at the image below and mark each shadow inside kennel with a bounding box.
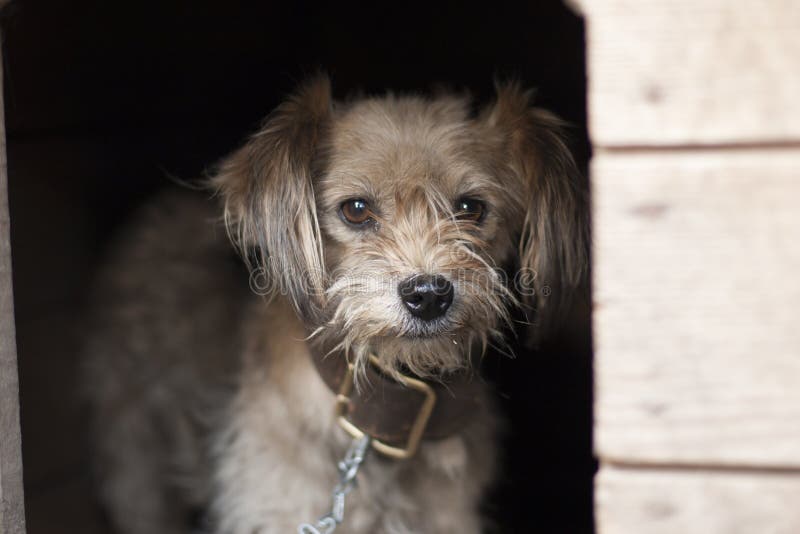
[3,1,595,532]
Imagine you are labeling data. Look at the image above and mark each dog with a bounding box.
[84,75,587,534]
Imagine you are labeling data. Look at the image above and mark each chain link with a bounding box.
[297,436,371,534]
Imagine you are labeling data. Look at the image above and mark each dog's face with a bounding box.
[214,76,586,376]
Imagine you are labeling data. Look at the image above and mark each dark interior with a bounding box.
[3,1,595,532]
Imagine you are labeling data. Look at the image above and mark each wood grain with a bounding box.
[593,149,800,467]
[596,465,800,534]
[0,36,26,534]
[578,0,800,146]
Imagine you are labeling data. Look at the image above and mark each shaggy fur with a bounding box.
[85,75,587,534]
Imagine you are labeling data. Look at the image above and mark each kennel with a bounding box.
[0,0,798,533]
[1,38,23,534]
[578,0,800,532]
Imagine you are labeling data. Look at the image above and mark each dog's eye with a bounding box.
[340,198,374,226]
[455,197,486,223]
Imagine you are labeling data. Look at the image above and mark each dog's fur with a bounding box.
[85,76,587,534]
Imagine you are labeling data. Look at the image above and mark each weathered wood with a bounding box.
[596,465,800,534]
[578,0,800,146]
[0,36,26,534]
[593,149,800,467]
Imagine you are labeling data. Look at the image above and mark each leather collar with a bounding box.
[309,340,484,457]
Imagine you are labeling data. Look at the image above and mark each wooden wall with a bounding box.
[576,0,800,532]
[0,34,26,534]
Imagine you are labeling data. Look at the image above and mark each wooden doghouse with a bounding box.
[1,1,798,533]
[578,0,800,532]
[1,38,24,534]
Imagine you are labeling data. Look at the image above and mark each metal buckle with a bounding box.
[334,354,436,460]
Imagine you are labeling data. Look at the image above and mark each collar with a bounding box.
[308,341,484,459]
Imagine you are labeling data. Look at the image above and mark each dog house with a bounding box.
[1,36,23,534]
[1,1,798,533]
[580,0,800,531]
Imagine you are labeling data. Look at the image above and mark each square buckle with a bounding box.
[334,354,436,459]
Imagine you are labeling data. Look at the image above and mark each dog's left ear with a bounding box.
[483,82,589,329]
[211,75,332,322]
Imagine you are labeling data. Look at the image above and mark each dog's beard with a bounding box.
[313,249,515,381]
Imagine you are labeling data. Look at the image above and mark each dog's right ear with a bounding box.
[211,75,332,322]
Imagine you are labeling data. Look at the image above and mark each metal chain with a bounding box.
[297,435,371,534]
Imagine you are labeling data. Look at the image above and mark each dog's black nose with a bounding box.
[398,275,454,321]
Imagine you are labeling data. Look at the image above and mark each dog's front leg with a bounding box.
[209,385,340,533]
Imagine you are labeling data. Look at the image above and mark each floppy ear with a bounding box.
[211,75,332,322]
[486,82,588,329]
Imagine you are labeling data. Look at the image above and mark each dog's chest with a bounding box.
[209,307,491,533]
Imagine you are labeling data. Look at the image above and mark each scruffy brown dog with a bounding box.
[85,75,587,534]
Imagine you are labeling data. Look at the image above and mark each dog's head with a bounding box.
[213,75,587,377]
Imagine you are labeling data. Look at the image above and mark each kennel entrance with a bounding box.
[1,0,799,533]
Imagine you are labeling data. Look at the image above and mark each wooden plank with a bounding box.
[578,0,800,146]
[0,35,26,534]
[596,465,800,534]
[593,149,800,467]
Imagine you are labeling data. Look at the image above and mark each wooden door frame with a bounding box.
[0,31,26,534]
